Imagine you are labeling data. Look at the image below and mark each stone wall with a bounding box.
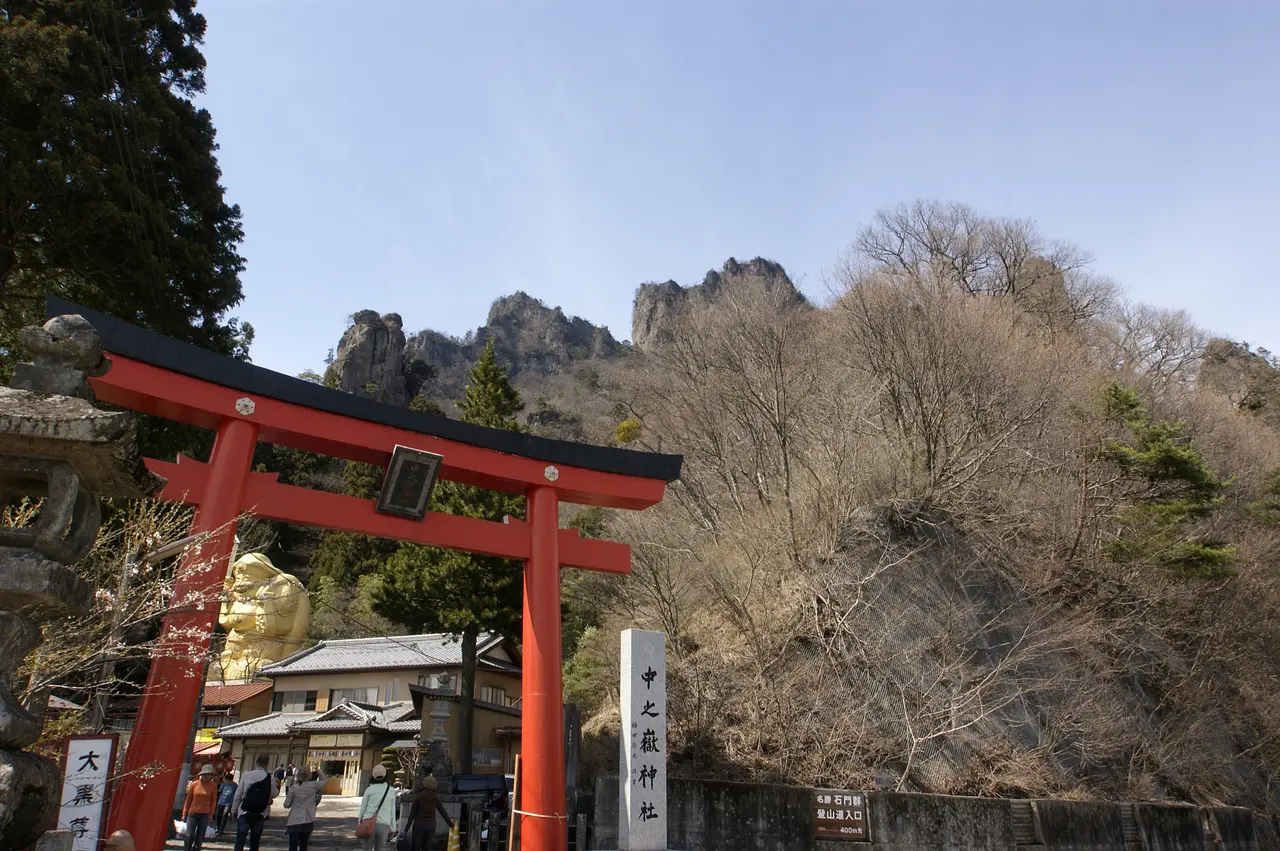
[863,792,1014,851]
[587,775,1277,851]
[1133,803,1206,850]
[1032,799,1127,851]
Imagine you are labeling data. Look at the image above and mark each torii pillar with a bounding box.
[525,485,566,849]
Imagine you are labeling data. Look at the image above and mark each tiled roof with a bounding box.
[218,712,316,739]
[291,701,417,733]
[218,703,421,739]
[202,682,273,707]
[479,658,521,675]
[260,633,505,676]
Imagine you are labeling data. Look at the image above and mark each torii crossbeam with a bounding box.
[48,297,681,851]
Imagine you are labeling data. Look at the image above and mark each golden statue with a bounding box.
[216,552,309,681]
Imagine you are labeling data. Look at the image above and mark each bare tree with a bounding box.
[567,199,1280,808]
[828,271,1076,512]
[846,199,1115,330]
[624,265,827,567]
[1090,301,1208,393]
[8,498,237,740]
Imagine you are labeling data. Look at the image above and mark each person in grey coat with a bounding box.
[283,768,326,851]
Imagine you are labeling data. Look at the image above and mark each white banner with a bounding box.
[58,736,116,851]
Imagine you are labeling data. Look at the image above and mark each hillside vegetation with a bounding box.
[314,200,1280,808]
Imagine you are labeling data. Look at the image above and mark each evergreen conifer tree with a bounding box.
[1100,384,1235,576]
[1,0,249,375]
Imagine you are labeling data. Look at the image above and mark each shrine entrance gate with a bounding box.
[49,297,681,851]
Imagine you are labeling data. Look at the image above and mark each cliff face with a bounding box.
[326,310,409,406]
[397,291,620,401]
[632,257,804,350]
[473,291,620,375]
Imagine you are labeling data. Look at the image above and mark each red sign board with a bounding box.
[813,789,869,841]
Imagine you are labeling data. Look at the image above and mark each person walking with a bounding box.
[231,754,280,851]
[215,772,238,836]
[181,764,218,851]
[392,779,408,851]
[406,775,454,851]
[283,767,326,851]
[357,765,396,851]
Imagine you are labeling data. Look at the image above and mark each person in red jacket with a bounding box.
[182,764,219,851]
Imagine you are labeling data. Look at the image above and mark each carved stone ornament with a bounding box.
[0,315,165,850]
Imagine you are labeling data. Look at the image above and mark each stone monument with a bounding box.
[0,315,164,850]
[619,629,666,851]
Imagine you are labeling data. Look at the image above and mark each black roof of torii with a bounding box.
[47,295,682,482]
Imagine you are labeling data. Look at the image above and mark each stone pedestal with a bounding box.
[32,829,73,851]
[0,316,163,850]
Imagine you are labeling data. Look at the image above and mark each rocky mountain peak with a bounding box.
[326,310,409,406]
[405,292,620,383]
[483,291,619,360]
[486,291,547,326]
[350,309,403,331]
[631,256,803,351]
[323,258,799,419]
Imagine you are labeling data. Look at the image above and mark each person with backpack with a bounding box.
[215,773,238,836]
[283,766,326,851]
[231,754,279,851]
[180,764,218,851]
[357,764,396,851]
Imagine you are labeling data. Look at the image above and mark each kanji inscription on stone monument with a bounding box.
[620,629,666,851]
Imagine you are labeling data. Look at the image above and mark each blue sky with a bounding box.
[199,1,1280,377]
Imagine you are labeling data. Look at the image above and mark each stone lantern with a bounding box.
[421,673,454,785]
[0,316,165,850]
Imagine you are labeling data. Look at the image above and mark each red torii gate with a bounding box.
[48,298,681,851]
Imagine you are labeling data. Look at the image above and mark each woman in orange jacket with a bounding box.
[182,764,219,851]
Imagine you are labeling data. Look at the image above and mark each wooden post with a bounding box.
[508,754,521,851]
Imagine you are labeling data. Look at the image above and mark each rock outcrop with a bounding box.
[401,291,620,385]
[322,260,802,418]
[632,257,803,351]
[1199,339,1280,427]
[480,291,620,375]
[325,310,409,406]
